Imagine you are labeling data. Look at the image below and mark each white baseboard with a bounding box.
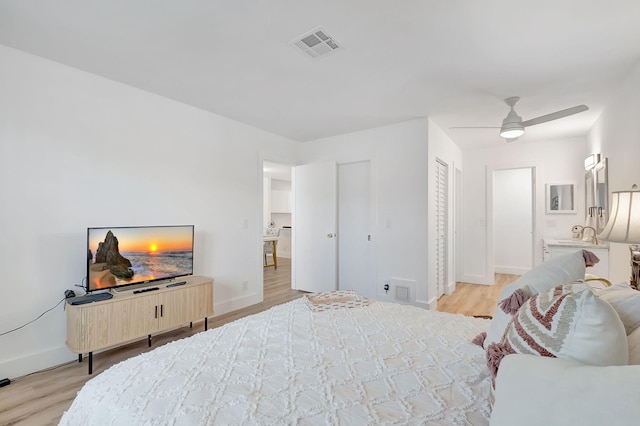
[213,292,261,316]
[0,345,75,380]
[426,298,438,310]
[460,274,494,285]
[495,266,529,275]
[445,281,456,295]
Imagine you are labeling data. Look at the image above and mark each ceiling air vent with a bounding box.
[291,27,342,59]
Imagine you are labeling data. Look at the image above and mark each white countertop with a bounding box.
[543,238,608,249]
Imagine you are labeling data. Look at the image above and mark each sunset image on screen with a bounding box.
[90,227,193,253]
[87,226,194,290]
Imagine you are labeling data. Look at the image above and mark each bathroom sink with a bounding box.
[554,240,592,245]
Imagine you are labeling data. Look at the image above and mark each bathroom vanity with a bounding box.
[543,239,609,278]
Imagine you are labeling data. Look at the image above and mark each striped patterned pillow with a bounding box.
[487,283,628,384]
[483,250,587,349]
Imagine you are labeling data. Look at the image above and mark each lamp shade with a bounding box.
[598,190,640,243]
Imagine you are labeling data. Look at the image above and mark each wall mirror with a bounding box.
[546,183,576,214]
[594,158,609,232]
[585,157,609,232]
[585,170,594,214]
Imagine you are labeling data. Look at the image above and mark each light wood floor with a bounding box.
[438,273,518,317]
[0,264,517,425]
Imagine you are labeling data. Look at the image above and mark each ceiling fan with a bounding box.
[452,97,589,142]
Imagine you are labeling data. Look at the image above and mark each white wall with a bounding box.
[587,61,640,285]
[297,119,433,307]
[461,137,587,284]
[0,45,297,379]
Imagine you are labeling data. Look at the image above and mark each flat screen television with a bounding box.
[87,225,194,292]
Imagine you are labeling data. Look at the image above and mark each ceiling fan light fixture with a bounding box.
[500,126,525,138]
[499,108,524,138]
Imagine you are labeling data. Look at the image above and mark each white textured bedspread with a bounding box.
[61,299,491,425]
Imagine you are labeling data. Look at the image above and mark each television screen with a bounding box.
[87,225,194,292]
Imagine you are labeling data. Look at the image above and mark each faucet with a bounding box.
[582,226,599,245]
[571,225,584,239]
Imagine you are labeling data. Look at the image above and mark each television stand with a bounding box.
[66,275,213,374]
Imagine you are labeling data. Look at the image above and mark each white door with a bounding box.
[338,161,372,297]
[293,161,337,292]
[435,159,448,298]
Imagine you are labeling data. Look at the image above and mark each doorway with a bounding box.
[262,161,293,295]
[493,167,534,274]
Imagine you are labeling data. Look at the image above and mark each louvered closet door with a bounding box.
[435,159,448,298]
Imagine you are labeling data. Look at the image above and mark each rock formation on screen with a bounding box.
[94,231,134,278]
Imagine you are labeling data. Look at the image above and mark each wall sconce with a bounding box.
[584,153,601,170]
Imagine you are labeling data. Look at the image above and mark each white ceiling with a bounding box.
[1,1,639,150]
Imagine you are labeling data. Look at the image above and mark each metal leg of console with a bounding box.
[148,334,152,347]
[88,352,93,375]
[205,317,208,331]
[78,354,82,363]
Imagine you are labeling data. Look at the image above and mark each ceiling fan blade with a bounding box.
[449,126,500,129]
[521,105,589,127]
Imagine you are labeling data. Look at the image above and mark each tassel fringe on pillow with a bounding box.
[486,342,515,386]
[472,332,486,347]
[498,287,531,315]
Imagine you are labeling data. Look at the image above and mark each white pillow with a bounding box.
[629,327,640,365]
[597,282,640,335]
[483,250,586,349]
[491,355,640,426]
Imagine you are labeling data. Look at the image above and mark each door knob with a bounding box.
[327,233,334,238]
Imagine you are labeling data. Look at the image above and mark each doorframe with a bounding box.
[434,157,449,299]
[486,161,542,283]
[453,166,463,289]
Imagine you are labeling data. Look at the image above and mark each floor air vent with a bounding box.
[291,27,342,59]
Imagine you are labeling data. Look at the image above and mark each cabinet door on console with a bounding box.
[158,283,213,329]
[108,295,159,344]
[117,294,160,341]
[77,296,158,351]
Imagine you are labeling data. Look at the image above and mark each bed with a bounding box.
[60,295,491,425]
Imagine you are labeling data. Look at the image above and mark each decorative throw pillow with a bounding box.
[629,327,640,365]
[597,282,640,335]
[486,283,628,383]
[482,250,587,349]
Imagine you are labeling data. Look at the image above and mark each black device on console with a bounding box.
[67,293,113,305]
[133,287,159,294]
